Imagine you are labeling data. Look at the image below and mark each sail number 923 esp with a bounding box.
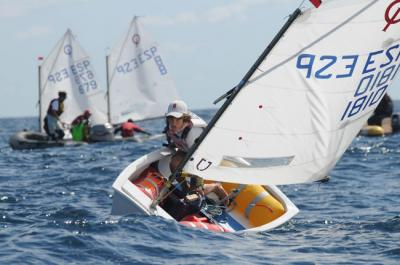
[296,44,400,121]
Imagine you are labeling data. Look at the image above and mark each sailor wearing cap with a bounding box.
[164,100,203,153]
[163,100,229,207]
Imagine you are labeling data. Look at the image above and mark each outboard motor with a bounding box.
[89,123,115,142]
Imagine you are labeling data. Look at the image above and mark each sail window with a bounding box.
[221,155,294,168]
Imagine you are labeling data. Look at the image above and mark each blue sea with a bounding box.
[1,108,399,265]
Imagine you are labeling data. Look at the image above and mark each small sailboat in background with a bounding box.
[105,16,180,142]
[10,17,179,149]
[111,0,400,232]
[9,29,108,149]
[39,29,108,131]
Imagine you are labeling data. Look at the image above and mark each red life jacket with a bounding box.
[132,167,166,200]
[71,114,89,126]
[121,122,141,137]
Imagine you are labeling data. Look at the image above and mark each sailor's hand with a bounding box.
[61,122,70,129]
[164,143,176,149]
[195,186,204,197]
[184,193,200,203]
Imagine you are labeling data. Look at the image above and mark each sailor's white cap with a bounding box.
[166,100,188,118]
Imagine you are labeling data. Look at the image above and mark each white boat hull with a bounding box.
[113,133,165,143]
[111,148,299,232]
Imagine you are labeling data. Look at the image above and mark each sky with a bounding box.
[1,0,400,118]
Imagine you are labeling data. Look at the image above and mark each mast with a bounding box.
[106,55,111,124]
[38,64,42,132]
[151,8,302,208]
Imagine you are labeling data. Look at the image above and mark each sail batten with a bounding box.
[181,0,400,186]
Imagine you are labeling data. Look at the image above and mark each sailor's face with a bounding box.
[168,116,184,133]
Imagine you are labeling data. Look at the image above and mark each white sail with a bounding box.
[40,29,108,132]
[107,16,180,124]
[183,0,400,185]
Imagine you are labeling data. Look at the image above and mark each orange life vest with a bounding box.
[121,122,141,137]
[132,167,166,200]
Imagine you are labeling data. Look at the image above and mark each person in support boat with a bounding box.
[163,100,229,206]
[70,109,91,141]
[43,91,67,141]
[367,93,393,126]
[114,119,151,138]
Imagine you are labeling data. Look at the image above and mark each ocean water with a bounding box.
[0,109,399,265]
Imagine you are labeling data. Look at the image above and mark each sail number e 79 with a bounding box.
[47,60,98,95]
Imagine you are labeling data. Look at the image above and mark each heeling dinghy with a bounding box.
[111,0,400,232]
[112,114,298,232]
[111,147,299,232]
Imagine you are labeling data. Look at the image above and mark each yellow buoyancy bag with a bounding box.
[222,182,285,227]
[359,125,384,137]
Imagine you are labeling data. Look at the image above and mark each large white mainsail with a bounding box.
[107,16,180,124]
[181,0,400,185]
[39,29,107,132]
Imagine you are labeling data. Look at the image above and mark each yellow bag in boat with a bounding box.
[222,182,285,227]
[214,160,285,227]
